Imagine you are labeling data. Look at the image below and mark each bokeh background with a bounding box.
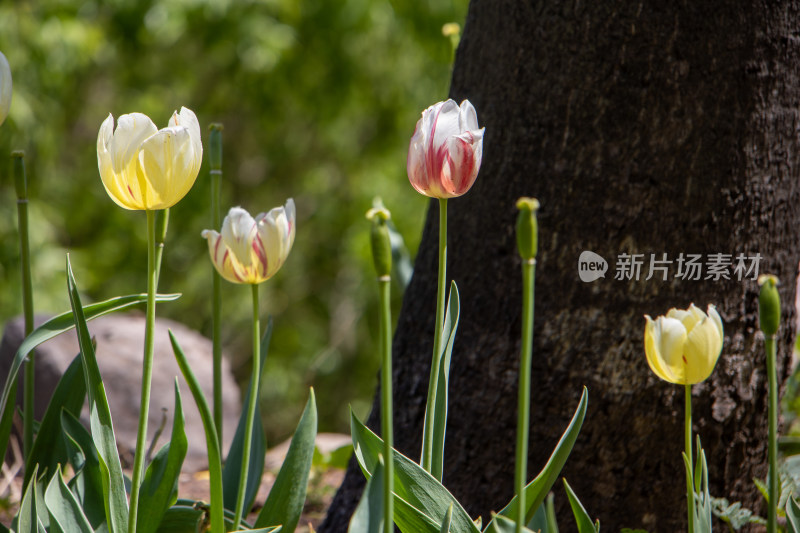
[0,0,468,443]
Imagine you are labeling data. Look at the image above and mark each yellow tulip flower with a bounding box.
[97,107,203,210]
[644,303,724,385]
[201,200,295,285]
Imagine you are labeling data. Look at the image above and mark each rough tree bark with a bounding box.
[322,1,800,531]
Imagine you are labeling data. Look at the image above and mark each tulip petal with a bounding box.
[221,207,257,269]
[407,118,430,195]
[444,134,480,195]
[655,317,689,383]
[202,230,246,284]
[684,316,722,384]
[459,99,479,132]
[255,199,295,280]
[138,125,199,210]
[98,113,158,210]
[645,316,682,383]
[707,304,724,341]
[169,107,203,179]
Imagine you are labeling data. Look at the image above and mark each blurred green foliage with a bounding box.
[0,0,467,442]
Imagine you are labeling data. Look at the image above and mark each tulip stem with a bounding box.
[233,283,262,529]
[685,384,695,533]
[422,198,447,476]
[514,259,535,533]
[766,335,778,533]
[211,167,223,447]
[129,209,160,533]
[14,153,35,475]
[378,275,394,531]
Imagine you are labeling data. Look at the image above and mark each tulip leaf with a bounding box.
[255,388,317,533]
[439,504,453,533]
[223,318,273,515]
[348,454,386,533]
[170,332,226,533]
[787,497,800,533]
[0,290,180,467]
[44,465,94,533]
[350,410,479,533]
[62,409,107,529]
[24,352,87,489]
[431,282,460,482]
[483,514,538,533]
[563,479,599,533]
[66,256,129,533]
[489,387,588,529]
[155,504,205,533]
[17,465,46,533]
[527,492,559,533]
[136,380,188,533]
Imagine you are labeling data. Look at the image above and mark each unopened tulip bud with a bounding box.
[0,51,11,127]
[516,197,540,261]
[209,123,223,171]
[12,151,26,201]
[366,207,392,279]
[758,274,780,337]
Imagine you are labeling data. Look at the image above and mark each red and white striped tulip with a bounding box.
[202,200,295,285]
[407,99,484,198]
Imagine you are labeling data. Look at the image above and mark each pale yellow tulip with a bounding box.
[97,107,202,210]
[644,304,723,384]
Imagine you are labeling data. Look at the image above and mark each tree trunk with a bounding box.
[321,1,800,531]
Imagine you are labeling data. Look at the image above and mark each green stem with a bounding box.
[685,384,694,533]
[211,168,223,446]
[422,198,447,475]
[233,284,261,529]
[514,259,535,532]
[128,209,159,533]
[171,332,225,533]
[154,208,169,285]
[379,276,394,531]
[766,336,778,533]
[14,153,35,474]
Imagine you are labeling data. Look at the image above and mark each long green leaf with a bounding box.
[137,380,188,533]
[787,497,800,533]
[348,455,386,533]
[17,464,45,533]
[0,292,180,424]
[44,465,94,533]
[432,282,459,481]
[350,411,479,533]
[489,387,588,529]
[483,514,537,533]
[439,504,453,533]
[66,257,129,533]
[24,353,86,488]
[563,479,599,533]
[223,318,273,514]
[170,332,225,533]
[155,505,204,533]
[62,409,106,529]
[255,388,318,532]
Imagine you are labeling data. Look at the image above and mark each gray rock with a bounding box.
[0,313,240,472]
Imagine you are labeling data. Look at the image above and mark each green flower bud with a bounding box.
[208,123,223,171]
[515,197,540,261]
[758,274,780,337]
[12,151,26,200]
[366,206,392,278]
